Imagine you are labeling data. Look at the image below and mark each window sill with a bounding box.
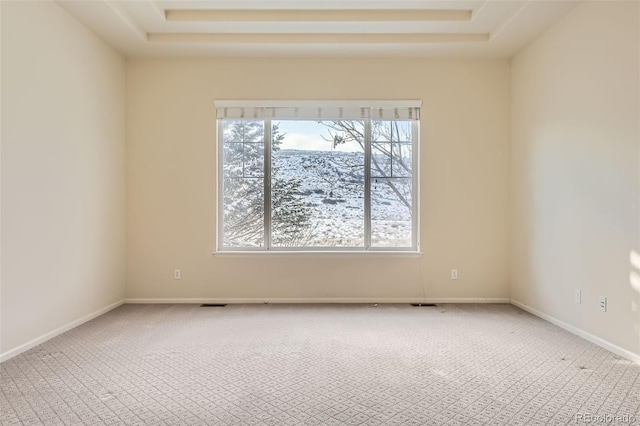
[212,250,423,258]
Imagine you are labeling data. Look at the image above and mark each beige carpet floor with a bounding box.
[1,303,639,426]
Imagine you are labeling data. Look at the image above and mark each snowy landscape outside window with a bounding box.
[216,101,420,252]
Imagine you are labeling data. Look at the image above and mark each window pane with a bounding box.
[222,177,264,247]
[222,120,265,248]
[271,120,365,248]
[392,142,412,178]
[371,121,392,142]
[371,120,412,179]
[371,120,414,248]
[371,142,392,178]
[242,143,264,177]
[223,120,264,143]
[372,120,412,143]
[371,177,412,247]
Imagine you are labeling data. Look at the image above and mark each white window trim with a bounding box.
[212,251,423,257]
[215,102,421,254]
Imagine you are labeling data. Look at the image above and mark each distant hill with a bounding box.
[269,149,412,248]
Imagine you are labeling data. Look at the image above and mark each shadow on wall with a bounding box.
[630,250,640,354]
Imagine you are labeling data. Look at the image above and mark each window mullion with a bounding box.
[364,118,372,249]
[412,120,419,251]
[264,119,272,250]
[217,120,223,252]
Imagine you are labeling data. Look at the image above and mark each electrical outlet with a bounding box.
[599,296,607,312]
[574,289,581,304]
[451,269,458,280]
[174,269,181,280]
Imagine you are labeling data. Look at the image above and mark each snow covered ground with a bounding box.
[271,149,413,247]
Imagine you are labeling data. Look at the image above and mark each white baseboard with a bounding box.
[125,297,511,304]
[511,299,640,365]
[425,298,511,304]
[0,299,125,363]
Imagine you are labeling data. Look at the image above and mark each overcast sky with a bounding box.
[276,120,362,153]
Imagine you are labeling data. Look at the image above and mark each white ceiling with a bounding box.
[56,0,581,57]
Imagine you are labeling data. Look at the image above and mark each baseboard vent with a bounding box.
[200,304,227,307]
[410,303,437,307]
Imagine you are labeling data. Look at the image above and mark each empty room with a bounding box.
[1,0,639,425]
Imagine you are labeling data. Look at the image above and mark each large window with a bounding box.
[216,101,420,252]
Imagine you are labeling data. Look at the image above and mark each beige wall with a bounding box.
[126,57,511,301]
[511,1,640,356]
[1,1,126,355]
[2,0,636,364]
[0,0,636,366]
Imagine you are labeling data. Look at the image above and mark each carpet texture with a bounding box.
[1,304,639,425]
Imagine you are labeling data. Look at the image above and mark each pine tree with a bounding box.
[221,121,314,247]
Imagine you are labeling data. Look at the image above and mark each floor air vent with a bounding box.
[200,304,227,307]
[410,303,437,307]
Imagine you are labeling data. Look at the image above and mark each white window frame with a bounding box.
[215,101,421,254]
